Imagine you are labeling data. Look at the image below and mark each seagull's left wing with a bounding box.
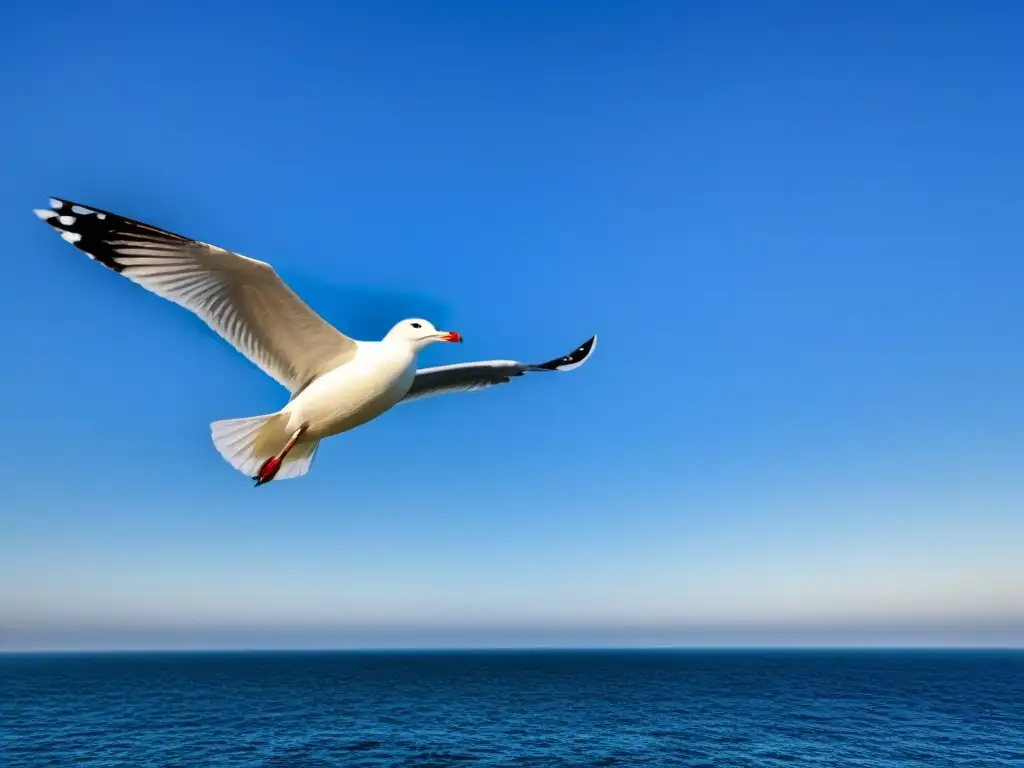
[401,334,597,404]
[33,197,358,393]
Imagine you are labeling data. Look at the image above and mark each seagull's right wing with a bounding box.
[34,198,357,393]
[401,335,597,403]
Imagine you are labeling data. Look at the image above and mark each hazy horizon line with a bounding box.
[4,644,1023,655]
[6,617,1020,653]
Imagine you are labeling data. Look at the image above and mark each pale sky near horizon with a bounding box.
[1,1,1023,650]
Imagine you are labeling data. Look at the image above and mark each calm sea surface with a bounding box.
[2,650,1022,767]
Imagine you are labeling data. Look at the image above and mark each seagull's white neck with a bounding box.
[380,334,437,354]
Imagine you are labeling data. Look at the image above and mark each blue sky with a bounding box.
[1,0,1023,650]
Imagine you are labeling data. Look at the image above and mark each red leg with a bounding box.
[253,426,306,487]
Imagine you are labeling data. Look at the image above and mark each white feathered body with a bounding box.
[283,341,417,440]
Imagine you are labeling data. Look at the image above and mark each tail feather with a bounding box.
[211,413,289,478]
[211,412,320,483]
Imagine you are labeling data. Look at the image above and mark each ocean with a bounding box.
[2,650,1022,767]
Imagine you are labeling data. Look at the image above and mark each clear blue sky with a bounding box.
[1,1,1022,650]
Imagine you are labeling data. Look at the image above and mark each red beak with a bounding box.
[439,331,463,343]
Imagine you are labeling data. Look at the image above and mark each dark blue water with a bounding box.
[3,650,1022,767]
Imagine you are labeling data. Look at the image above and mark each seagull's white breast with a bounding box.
[283,341,416,439]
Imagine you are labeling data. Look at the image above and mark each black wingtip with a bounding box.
[34,197,199,276]
[33,197,128,272]
[535,334,597,372]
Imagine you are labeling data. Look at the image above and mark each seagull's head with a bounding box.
[385,318,463,351]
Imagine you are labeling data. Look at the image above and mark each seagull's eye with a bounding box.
[411,322,422,329]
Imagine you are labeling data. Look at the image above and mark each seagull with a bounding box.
[33,198,597,486]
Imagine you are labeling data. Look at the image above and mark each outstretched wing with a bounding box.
[401,334,597,403]
[34,197,357,392]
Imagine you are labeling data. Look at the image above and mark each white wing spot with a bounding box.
[71,205,95,215]
[96,213,106,220]
[33,209,57,221]
[49,198,63,210]
[58,215,76,226]
[60,231,82,244]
